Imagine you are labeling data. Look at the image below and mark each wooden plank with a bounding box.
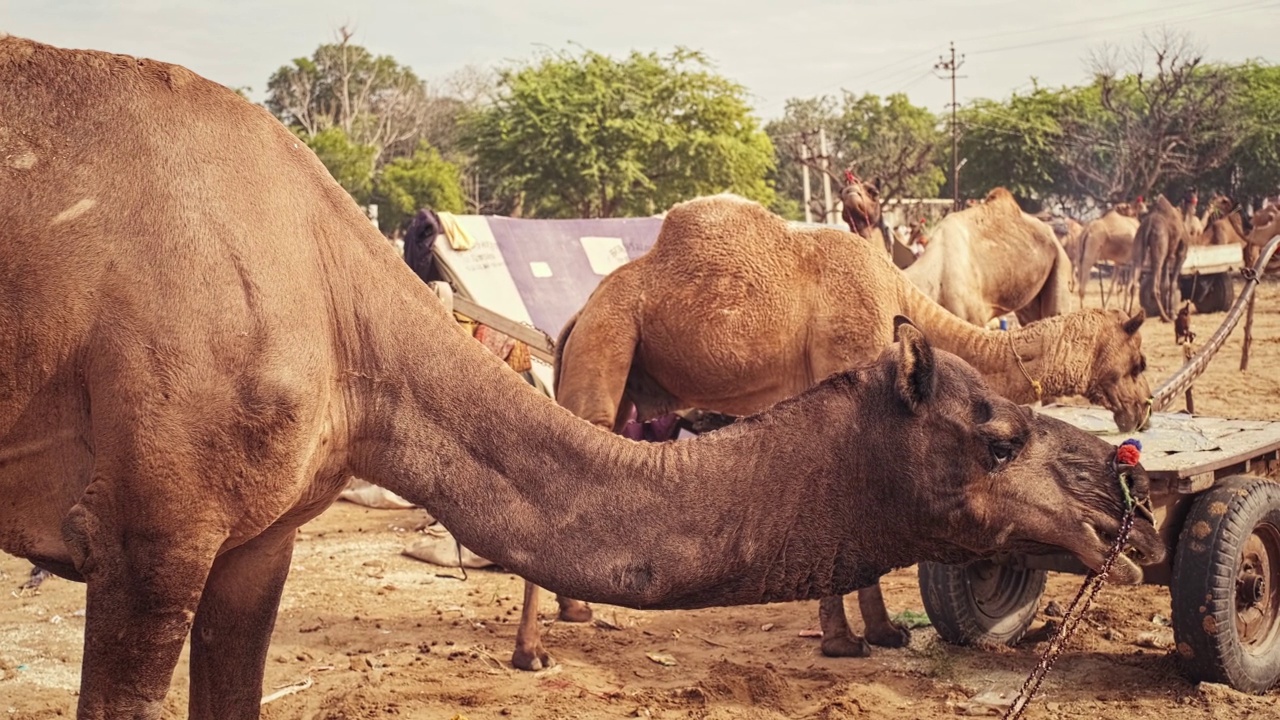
[450,295,557,366]
[1034,404,1280,481]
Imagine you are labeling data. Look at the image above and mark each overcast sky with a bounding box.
[3,0,1277,119]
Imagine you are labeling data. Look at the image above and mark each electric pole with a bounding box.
[934,42,965,210]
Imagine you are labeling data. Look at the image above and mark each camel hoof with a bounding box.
[512,644,555,672]
[820,633,872,658]
[557,601,593,623]
[865,622,911,649]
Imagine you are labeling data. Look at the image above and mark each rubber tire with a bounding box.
[1181,273,1235,314]
[918,560,1047,647]
[1171,476,1280,694]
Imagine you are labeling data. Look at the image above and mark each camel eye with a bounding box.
[990,440,1019,465]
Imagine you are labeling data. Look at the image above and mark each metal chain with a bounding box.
[1002,479,1138,719]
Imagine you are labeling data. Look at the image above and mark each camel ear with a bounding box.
[892,315,935,410]
[1123,309,1145,335]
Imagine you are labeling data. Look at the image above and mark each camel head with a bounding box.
[1205,192,1233,220]
[1074,308,1151,433]
[881,318,1164,582]
[1248,204,1280,247]
[839,173,883,240]
[1113,202,1138,218]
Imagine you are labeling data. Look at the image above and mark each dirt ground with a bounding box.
[3,279,1280,720]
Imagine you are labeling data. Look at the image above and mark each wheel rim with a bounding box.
[967,560,1036,621]
[1235,521,1280,654]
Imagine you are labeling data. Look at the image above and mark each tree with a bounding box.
[266,26,431,165]
[461,47,776,218]
[1056,33,1239,203]
[767,92,943,220]
[956,87,1067,202]
[836,93,944,200]
[1197,61,1280,203]
[300,126,377,204]
[372,140,466,232]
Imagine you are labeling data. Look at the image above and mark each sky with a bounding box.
[2,0,1277,120]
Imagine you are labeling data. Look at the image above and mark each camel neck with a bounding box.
[896,281,1087,403]
[337,248,927,610]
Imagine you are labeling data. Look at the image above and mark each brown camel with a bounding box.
[1047,215,1085,291]
[1245,204,1280,272]
[1127,195,1189,322]
[1075,202,1142,306]
[1189,195,1243,247]
[512,192,1156,671]
[0,37,1166,718]
[839,172,891,255]
[903,188,1073,326]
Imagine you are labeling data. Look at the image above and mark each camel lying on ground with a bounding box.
[1127,195,1190,322]
[0,37,1166,718]
[904,188,1073,326]
[512,192,1157,671]
[1075,203,1142,305]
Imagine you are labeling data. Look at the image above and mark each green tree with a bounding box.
[837,92,944,200]
[462,47,776,218]
[956,86,1067,201]
[300,126,377,203]
[767,92,942,221]
[372,140,466,231]
[1197,61,1280,203]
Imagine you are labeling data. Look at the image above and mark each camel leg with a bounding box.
[818,594,871,657]
[513,579,553,671]
[556,594,593,622]
[856,583,911,648]
[188,524,297,720]
[68,495,219,718]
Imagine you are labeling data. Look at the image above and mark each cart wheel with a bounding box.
[1171,476,1280,694]
[918,560,1047,647]
[1192,273,1235,314]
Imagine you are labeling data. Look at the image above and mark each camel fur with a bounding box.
[904,188,1073,326]
[0,37,1166,718]
[513,192,1158,672]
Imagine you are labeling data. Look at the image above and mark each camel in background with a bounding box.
[838,172,893,255]
[1075,201,1143,307]
[904,187,1072,326]
[1126,195,1189,322]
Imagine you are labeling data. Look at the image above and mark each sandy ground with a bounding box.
[3,279,1280,720]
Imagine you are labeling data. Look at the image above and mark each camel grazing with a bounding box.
[511,192,1158,671]
[839,172,892,255]
[1127,195,1189,322]
[904,188,1073,326]
[0,37,1166,718]
[1075,202,1142,306]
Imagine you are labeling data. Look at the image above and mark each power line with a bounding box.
[968,0,1279,56]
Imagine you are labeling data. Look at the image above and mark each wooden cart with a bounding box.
[919,234,1280,694]
[918,406,1280,693]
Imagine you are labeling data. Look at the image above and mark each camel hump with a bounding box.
[651,193,789,254]
[981,187,1021,212]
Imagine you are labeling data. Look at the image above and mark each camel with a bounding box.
[1075,202,1142,306]
[1044,214,1084,290]
[511,192,1157,671]
[903,188,1073,326]
[1245,204,1280,272]
[839,172,892,255]
[1127,195,1189,322]
[1189,195,1244,247]
[0,37,1167,718]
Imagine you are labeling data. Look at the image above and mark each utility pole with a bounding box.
[934,42,965,210]
[800,139,813,223]
[819,127,833,224]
